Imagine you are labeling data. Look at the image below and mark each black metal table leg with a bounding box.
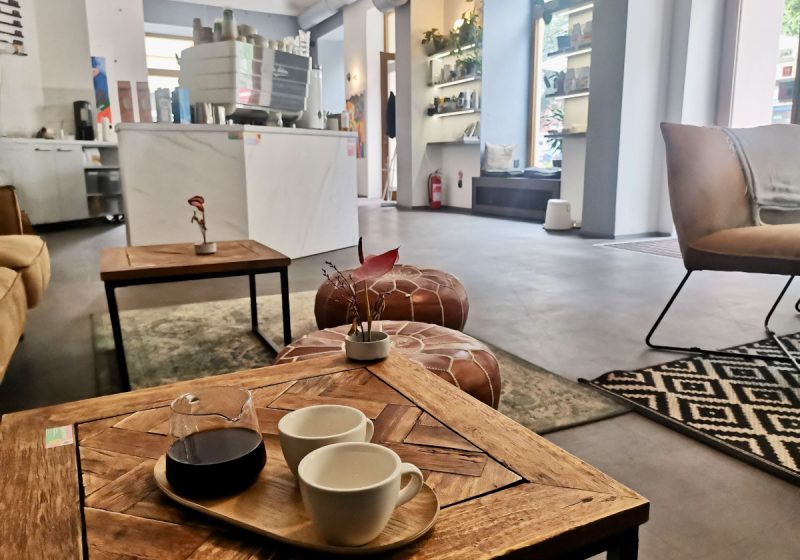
[607,528,639,560]
[104,282,131,392]
[280,267,291,345]
[249,273,280,355]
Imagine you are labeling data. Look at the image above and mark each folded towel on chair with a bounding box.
[723,124,800,225]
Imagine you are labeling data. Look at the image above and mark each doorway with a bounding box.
[380,52,397,201]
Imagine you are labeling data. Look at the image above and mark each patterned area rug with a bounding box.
[597,238,682,259]
[589,336,800,484]
[91,291,627,435]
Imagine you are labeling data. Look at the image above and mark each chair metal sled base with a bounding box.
[646,270,800,372]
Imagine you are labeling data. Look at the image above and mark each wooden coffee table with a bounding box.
[0,353,648,559]
[100,240,291,391]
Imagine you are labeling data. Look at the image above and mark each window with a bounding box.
[145,34,193,96]
[773,0,800,123]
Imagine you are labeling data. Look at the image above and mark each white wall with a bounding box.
[85,0,149,126]
[614,0,674,236]
[34,0,95,135]
[726,0,784,127]
[396,0,443,207]
[611,0,728,237]
[440,144,479,208]
[343,0,383,198]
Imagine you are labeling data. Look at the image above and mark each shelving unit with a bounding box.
[83,146,123,219]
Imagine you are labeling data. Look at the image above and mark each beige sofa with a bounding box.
[0,186,51,381]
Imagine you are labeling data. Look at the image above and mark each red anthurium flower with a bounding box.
[351,247,399,283]
[188,195,205,212]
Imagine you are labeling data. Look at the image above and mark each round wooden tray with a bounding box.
[153,454,440,555]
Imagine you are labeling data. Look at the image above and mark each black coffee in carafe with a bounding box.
[166,427,266,497]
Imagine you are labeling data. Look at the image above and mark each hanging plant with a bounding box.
[533,0,553,24]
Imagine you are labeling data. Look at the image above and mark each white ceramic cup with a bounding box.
[278,405,374,476]
[298,442,424,546]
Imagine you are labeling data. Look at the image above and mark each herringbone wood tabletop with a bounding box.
[0,353,648,559]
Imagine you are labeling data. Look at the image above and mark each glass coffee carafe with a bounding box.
[166,386,266,497]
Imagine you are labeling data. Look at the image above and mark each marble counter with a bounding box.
[117,124,359,259]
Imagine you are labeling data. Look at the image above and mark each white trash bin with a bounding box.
[543,199,573,231]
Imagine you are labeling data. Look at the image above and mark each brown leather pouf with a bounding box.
[274,321,501,408]
[314,265,469,331]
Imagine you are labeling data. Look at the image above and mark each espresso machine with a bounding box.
[73,100,95,141]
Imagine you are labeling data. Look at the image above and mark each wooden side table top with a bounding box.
[100,240,291,282]
[0,353,649,559]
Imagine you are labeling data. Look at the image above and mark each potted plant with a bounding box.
[450,0,483,51]
[544,105,564,168]
[421,28,448,56]
[321,245,399,361]
[456,51,482,77]
[533,0,554,24]
[188,195,216,254]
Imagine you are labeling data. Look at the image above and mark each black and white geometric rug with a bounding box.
[588,334,800,484]
[596,238,682,259]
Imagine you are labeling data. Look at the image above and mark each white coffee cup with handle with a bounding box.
[278,405,374,476]
[298,442,424,546]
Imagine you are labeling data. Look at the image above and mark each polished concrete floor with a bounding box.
[3,203,800,559]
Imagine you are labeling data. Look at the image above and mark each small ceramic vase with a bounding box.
[344,331,391,361]
[195,242,217,255]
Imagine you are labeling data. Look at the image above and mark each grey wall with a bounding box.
[142,0,299,38]
[480,0,532,167]
[318,38,345,113]
[580,0,627,238]
[309,11,344,63]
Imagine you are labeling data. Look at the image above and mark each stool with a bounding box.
[275,320,501,408]
[314,265,469,331]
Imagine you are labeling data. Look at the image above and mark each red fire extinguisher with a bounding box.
[428,170,443,209]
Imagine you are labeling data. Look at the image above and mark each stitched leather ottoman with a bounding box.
[275,320,500,408]
[314,265,469,331]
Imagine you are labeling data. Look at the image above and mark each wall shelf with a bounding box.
[544,131,587,139]
[427,43,479,61]
[431,109,480,118]
[546,89,590,100]
[84,166,120,171]
[545,46,591,62]
[427,139,481,146]
[429,75,481,89]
